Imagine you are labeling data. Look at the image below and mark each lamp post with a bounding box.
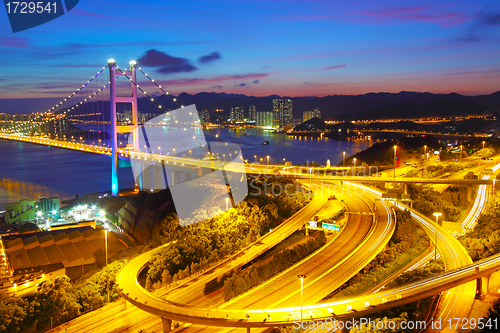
[105,229,109,303]
[393,145,397,181]
[483,141,486,149]
[309,167,312,194]
[433,212,442,260]
[342,151,346,168]
[460,145,463,162]
[353,158,357,176]
[267,155,270,165]
[254,155,257,163]
[298,274,306,326]
[424,145,427,164]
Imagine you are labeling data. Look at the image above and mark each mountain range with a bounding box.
[145,90,500,121]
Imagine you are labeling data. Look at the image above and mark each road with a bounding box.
[349,183,475,333]
[51,180,329,333]
[219,182,394,310]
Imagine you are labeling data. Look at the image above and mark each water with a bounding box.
[0,129,371,209]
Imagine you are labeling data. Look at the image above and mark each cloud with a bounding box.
[198,52,221,64]
[157,73,270,86]
[138,49,197,74]
[71,8,123,20]
[212,85,223,89]
[236,83,246,87]
[355,6,470,27]
[322,64,347,70]
[253,80,259,84]
[478,10,500,27]
[1,35,29,48]
[456,7,500,42]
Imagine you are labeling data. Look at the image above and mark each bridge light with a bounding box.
[129,60,137,66]
[108,58,115,64]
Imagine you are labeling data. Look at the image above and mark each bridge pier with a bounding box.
[161,318,172,333]
[172,171,182,185]
[481,274,491,296]
[197,167,211,177]
[467,185,473,202]
[182,172,193,182]
[403,183,408,195]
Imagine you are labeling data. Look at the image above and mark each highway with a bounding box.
[50,180,330,332]
[348,183,475,333]
[219,183,394,310]
[0,133,495,186]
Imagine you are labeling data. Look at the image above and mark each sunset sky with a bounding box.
[1,0,499,107]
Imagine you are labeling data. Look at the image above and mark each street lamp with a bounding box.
[283,157,286,165]
[267,155,270,165]
[254,155,257,163]
[298,274,306,325]
[353,158,357,176]
[460,145,463,162]
[173,148,176,156]
[342,151,346,168]
[433,212,442,260]
[393,145,397,181]
[105,229,109,303]
[483,141,486,149]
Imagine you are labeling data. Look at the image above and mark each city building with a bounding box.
[248,105,257,122]
[272,99,293,128]
[229,106,245,123]
[200,109,210,124]
[303,107,321,122]
[256,111,273,127]
[5,197,60,224]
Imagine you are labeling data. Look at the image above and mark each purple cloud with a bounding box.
[253,80,259,84]
[156,73,269,87]
[199,52,221,64]
[322,64,347,70]
[138,49,197,74]
[478,10,500,26]
[355,6,471,26]
[1,35,29,48]
[212,85,223,89]
[236,83,246,87]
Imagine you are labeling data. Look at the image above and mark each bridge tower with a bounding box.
[108,59,140,196]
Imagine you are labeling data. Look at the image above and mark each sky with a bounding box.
[1,0,500,110]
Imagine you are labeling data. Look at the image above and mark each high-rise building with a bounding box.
[230,106,245,123]
[256,111,273,127]
[200,110,210,124]
[303,107,321,122]
[272,99,293,128]
[314,107,321,119]
[249,105,257,122]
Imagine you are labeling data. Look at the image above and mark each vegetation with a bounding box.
[0,259,127,333]
[222,231,327,301]
[326,210,430,299]
[460,192,500,261]
[145,177,309,290]
[409,184,470,221]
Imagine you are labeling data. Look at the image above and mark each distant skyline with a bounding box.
[1,0,500,109]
